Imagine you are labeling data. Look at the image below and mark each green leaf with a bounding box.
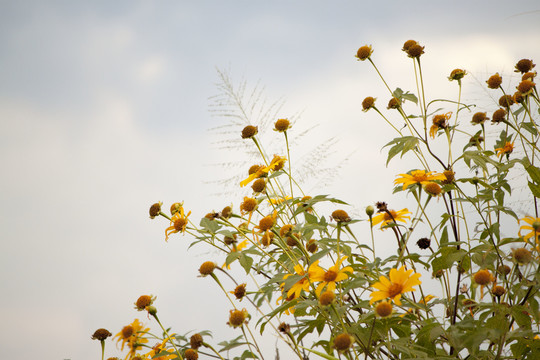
[528,181,540,198]
[383,136,420,165]
[522,157,540,184]
[238,253,253,274]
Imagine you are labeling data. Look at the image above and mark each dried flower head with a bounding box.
[375,301,393,317]
[517,79,536,95]
[491,108,507,124]
[134,295,156,311]
[248,164,264,176]
[387,97,401,109]
[362,96,376,111]
[486,73,502,89]
[240,197,258,214]
[473,269,493,286]
[241,125,258,139]
[497,264,511,276]
[495,141,514,158]
[406,43,425,58]
[274,118,291,132]
[286,234,299,247]
[220,206,232,219]
[522,71,536,81]
[199,261,217,276]
[170,202,182,215]
[416,237,431,249]
[279,224,294,237]
[251,178,266,193]
[228,308,249,328]
[261,231,274,247]
[513,91,525,104]
[375,201,388,212]
[278,322,291,334]
[498,95,514,108]
[512,248,533,265]
[333,333,353,352]
[185,349,198,360]
[231,283,247,300]
[424,182,442,197]
[471,112,488,125]
[149,202,162,219]
[258,213,276,232]
[306,239,318,253]
[448,68,466,81]
[92,328,112,341]
[184,336,202,352]
[492,285,506,297]
[356,45,373,61]
[515,58,536,73]
[442,170,455,184]
[430,112,452,138]
[331,209,351,223]
[319,291,336,306]
[402,40,418,52]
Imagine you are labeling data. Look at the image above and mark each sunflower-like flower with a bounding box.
[281,264,311,300]
[114,319,150,356]
[240,155,287,187]
[370,266,422,305]
[164,204,191,241]
[495,141,514,158]
[371,208,411,229]
[308,256,353,296]
[394,170,445,190]
[519,216,540,243]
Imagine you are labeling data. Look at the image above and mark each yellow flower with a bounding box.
[164,205,191,241]
[519,216,540,246]
[394,170,445,190]
[495,141,514,158]
[268,196,292,205]
[240,155,287,187]
[145,336,177,360]
[370,266,422,305]
[113,319,150,357]
[371,208,411,228]
[281,264,310,300]
[308,256,353,296]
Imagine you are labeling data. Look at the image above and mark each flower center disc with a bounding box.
[324,270,338,282]
[174,218,187,231]
[387,283,403,298]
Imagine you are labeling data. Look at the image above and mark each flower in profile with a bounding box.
[406,43,425,58]
[230,283,247,300]
[515,59,536,73]
[281,264,310,300]
[256,211,277,232]
[519,216,540,243]
[429,112,452,138]
[471,112,488,125]
[319,291,335,306]
[308,256,353,296]
[402,40,418,52]
[113,319,149,355]
[375,301,393,317]
[362,96,376,111]
[442,170,455,184]
[241,125,258,139]
[512,247,532,265]
[371,208,411,228]
[448,68,466,81]
[495,141,514,158]
[522,71,536,81]
[387,97,401,109]
[517,79,536,96]
[199,261,217,276]
[369,266,422,305]
[333,333,354,352]
[355,45,373,61]
[185,349,198,360]
[268,196,292,205]
[424,182,442,197]
[473,269,493,286]
[513,91,525,104]
[416,237,431,250]
[228,308,249,328]
[149,202,162,219]
[92,328,112,341]
[134,295,156,311]
[331,209,351,223]
[190,333,203,349]
[240,197,258,214]
[394,170,445,190]
[499,95,514,108]
[164,205,191,241]
[240,155,287,187]
[486,73,502,89]
[274,118,291,132]
[491,108,507,124]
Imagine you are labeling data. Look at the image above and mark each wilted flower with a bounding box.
[355,45,373,61]
[430,112,452,138]
[491,108,506,124]
[517,79,536,95]
[228,308,249,328]
[486,73,502,89]
[448,68,466,81]
[331,209,351,223]
[333,333,353,352]
[471,112,488,125]
[473,269,493,286]
[514,58,536,73]
[362,96,376,111]
[274,118,291,132]
[495,141,514,158]
[149,202,162,219]
[92,328,112,341]
[375,301,393,317]
[241,125,258,139]
[499,95,514,108]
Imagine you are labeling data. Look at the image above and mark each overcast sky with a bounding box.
[1,1,540,359]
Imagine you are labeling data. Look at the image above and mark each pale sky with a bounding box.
[1,2,539,359]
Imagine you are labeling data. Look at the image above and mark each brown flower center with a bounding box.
[174,218,187,231]
[324,270,338,282]
[387,283,403,298]
[121,325,134,339]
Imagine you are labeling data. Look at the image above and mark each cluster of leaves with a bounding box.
[95,41,540,360]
